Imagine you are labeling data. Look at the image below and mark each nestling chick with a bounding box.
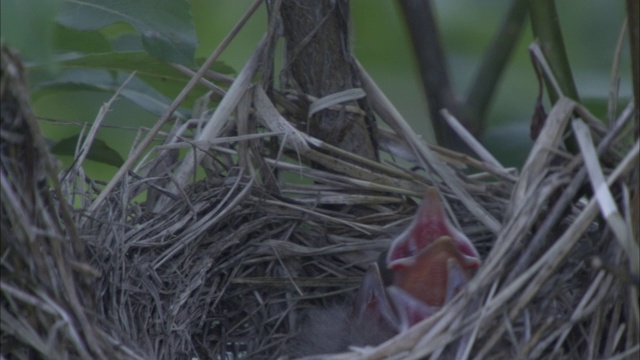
[289,264,397,356]
[289,187,481,356]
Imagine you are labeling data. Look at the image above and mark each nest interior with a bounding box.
[2,9,639,360]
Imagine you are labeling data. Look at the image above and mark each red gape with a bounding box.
[291,187,482,355]
[392,236,470,307]
[386,187,480,270]
[353,187,481,332]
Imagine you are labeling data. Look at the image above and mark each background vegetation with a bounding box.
[1,1,637,359]
[1,0,633,175]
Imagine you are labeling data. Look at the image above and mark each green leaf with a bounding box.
[29,51,234,109]
[53,24,112,53]
[52,134,124,167]
[31,68,190,119]
[202,58,236,75]
[28,52,195,107]
[111,34,144,52]
[31,51,185,78]
[56,0,197,65]
[1,0,64,66]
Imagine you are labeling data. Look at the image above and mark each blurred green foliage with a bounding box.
[0,0,632,179]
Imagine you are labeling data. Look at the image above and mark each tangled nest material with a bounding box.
[1,15,639,360]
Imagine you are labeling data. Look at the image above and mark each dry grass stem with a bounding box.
[2,13,638,360]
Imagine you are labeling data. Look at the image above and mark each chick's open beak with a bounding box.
[352,262,398,332]
[391,236,471,307]
[356,187,482,332]
[357,236,474,331]
[293,188,483,355]
[386,187,480,271]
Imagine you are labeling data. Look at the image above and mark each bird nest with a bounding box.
[1,35,638,360]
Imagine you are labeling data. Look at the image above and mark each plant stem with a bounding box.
[280,0,379,161]
[529,0,579,153]
[397,0,464,151]
[464,0,530,135]
[626,0,639,128]
[529,0,579,102]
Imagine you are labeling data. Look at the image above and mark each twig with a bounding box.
[440,109,506,172]
[464,0,530,130]
[529,0,579,102]
[397,0,460,149]
[626,0,640,119]
[154,35,267,211]
[87,0,264,216]
[607,20,627,125]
